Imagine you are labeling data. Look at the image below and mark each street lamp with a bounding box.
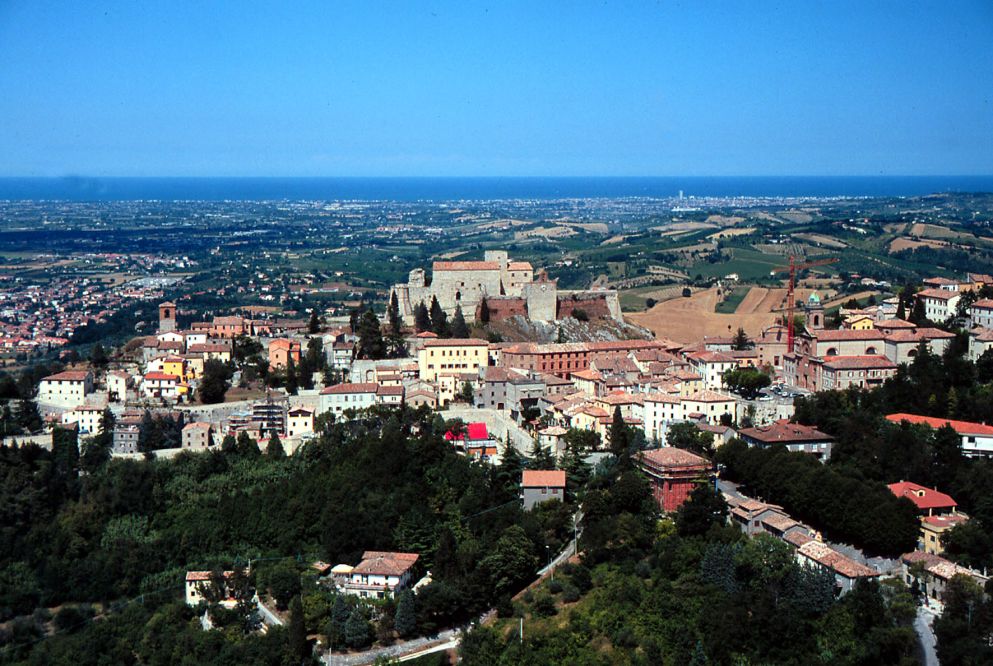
[545,544,553,580]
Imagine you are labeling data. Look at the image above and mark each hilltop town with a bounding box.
[2,193,993,664]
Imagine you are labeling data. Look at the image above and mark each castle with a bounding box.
[390,250,621,325]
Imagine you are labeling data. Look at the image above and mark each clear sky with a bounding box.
[1,1,991,177]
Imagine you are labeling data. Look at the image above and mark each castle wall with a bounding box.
[556,292,617,320]
[479,297,528,320]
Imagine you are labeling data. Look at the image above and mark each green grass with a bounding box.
[694,247,787,280]
[714,286,749,314]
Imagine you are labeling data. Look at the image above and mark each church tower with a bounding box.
[159,301,177,333]
[804,292,824,331]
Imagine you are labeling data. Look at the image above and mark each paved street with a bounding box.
[914,606,939,666]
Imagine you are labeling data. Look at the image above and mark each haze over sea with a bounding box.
[1,176,992,202]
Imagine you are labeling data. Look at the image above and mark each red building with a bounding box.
[636,447,712,513]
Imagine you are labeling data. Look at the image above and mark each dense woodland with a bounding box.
[461,463,921,665]
[0,405,573,664]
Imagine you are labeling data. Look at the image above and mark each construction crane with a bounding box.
[771,256,839,352]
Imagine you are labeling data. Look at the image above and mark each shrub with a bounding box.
[571,309,589,322]
[682,287,692,297]
[570,565,593,593]
[531,594,556,617]
[561,584,581,603]
[495,595,515,618]
[548,579,563,595]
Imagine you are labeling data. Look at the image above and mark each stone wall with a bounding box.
[478,297,527,321]
[556,292,617,320]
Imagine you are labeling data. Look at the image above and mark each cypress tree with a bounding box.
[394,590,416,638]
[388,291,402,335]
[414,301,431,333]
[451,305,469,338]
[286,355,298,395]
[266,431,284,457]
[429,296,449,337]
[288,595,308,661]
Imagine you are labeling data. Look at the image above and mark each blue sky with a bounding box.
[0,1,991,176]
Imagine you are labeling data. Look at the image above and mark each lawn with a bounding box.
[714,286,749,313]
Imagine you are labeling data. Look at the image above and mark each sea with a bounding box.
[0,176,991,202]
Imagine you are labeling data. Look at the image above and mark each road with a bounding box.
[322,510,581,665]
[914,606,939,666]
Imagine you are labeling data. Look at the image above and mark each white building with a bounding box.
[286,408,314,437]
[887,413,993,457]
[915,288,960,323]
[38,370,93,408]
[969,299,993,329]
[340,551,419,599]
[319,382,379,416]
[61,406,105,434]
[142,372,182,399]
[684,351,737,390]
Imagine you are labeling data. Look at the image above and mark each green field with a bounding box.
[694,247,788,280]
[714,286,749,313]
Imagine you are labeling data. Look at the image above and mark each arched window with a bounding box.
[865,346,877,355]
[826,347,838,356]
[908,349,918,358]
[455,291,461,301]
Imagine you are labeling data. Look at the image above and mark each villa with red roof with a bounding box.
[521,469,567,510]
[738,420,834,461]
[38,370,93,408]
[886,413,993,457]
[340,551,419,599]
[887,481,958,517]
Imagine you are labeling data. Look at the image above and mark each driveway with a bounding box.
[914,606,939,666]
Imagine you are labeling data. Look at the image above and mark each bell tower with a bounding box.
[159,301,177,333]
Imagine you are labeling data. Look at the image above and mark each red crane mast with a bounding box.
[771,256,839,352]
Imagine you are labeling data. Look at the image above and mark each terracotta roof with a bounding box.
[637,447,710,468]
[922,513,969,529]
[422,338,489,347]
[183,421,212,431]
[522,469,566,488]
[186,570,233,582]
[972,299,993,310]
[875,319,917,329]
[813,329,885,342]
[798,541,879,579]
[886,413,993,436]
[888,481,957,511]
[821,355,897,370]
[508,261,533,271]
[916,288,959,301]
[351,551,419,577]
[739,420,834,444]
[377,385,404,396]
[320,382,379,394]
[885,328,956,342]
[43,370,91,382]
[288,407,313,416]
[144,372,179,381]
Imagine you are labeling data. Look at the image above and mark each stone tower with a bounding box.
[524,272,558,322]
[805,292,824,331]
[159,301,177,333]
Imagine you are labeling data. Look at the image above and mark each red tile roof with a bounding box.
[351,551,419,577]
[43,370,91,382]
[637,447,710,468]
[885,413,993,436]
[739,420,834,444]
[522,470,566,488]
[321,382,379,394]
[821,355,897,370]
[144,372,180,381]
[422,338,489,347]
[888,481,957,511]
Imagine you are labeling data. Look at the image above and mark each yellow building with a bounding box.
[844,315,875,331]
[161,356,188,381]
[417,338,490,383]
[920,514,969,556]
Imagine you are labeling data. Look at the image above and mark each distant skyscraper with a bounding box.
[678,190,684,200]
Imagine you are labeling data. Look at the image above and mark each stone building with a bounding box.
[390,250,620,325]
